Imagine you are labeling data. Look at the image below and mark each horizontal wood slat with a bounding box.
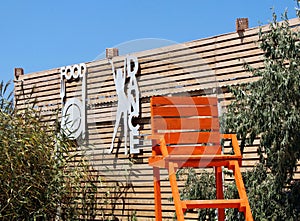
[151,96,218,105]
[152,117,220,131]
[155,131,221,145]
[152,106,219,117]
[160,145,221,155]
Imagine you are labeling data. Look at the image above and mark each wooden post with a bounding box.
[153,167,162,221]
[236,18,249,32]
[106,48,119,59]
[14,68,24,80]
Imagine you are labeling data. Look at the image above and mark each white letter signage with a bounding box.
[60,63,87,140]
[108,56,140,155]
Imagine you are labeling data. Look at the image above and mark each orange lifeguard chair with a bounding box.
[148,96,253,221]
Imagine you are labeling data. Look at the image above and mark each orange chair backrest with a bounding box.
[151,96,221,156]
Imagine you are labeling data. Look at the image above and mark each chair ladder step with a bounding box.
[182,199,245,210]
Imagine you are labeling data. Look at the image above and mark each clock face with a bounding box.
[61,98,83,140]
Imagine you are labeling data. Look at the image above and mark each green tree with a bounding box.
[177,7,300,221]
[225,11,300,186]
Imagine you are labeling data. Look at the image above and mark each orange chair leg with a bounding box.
[153,167,162,221]
[168,162,185,221]
[230,161,254,221]
[215,166,225,220]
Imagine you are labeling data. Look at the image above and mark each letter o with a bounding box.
[72,64,80,79]
[65,65,72,80]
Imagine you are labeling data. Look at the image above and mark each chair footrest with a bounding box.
[182,199,244,209]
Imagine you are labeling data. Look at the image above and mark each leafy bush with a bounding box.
[0,81,99,220]
[226,164,300,221]
[177,169,217,220]
[178,165,300,221]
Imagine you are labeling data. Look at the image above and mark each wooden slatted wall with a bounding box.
[14,18,300,220]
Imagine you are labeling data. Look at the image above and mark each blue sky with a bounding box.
[0,0,298,87]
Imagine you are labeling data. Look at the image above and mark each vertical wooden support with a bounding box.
[215,166,225,220]
[168,162,185,221]
[106,48,119,59]
[153,167,162,221]
[236,18,249,32]
[14,68,24,80]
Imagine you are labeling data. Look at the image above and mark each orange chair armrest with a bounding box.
[145,135,164,141]
[146,135,169,157]
[222,134,242,165]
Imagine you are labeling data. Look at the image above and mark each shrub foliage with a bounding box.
[0,82,98,220]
